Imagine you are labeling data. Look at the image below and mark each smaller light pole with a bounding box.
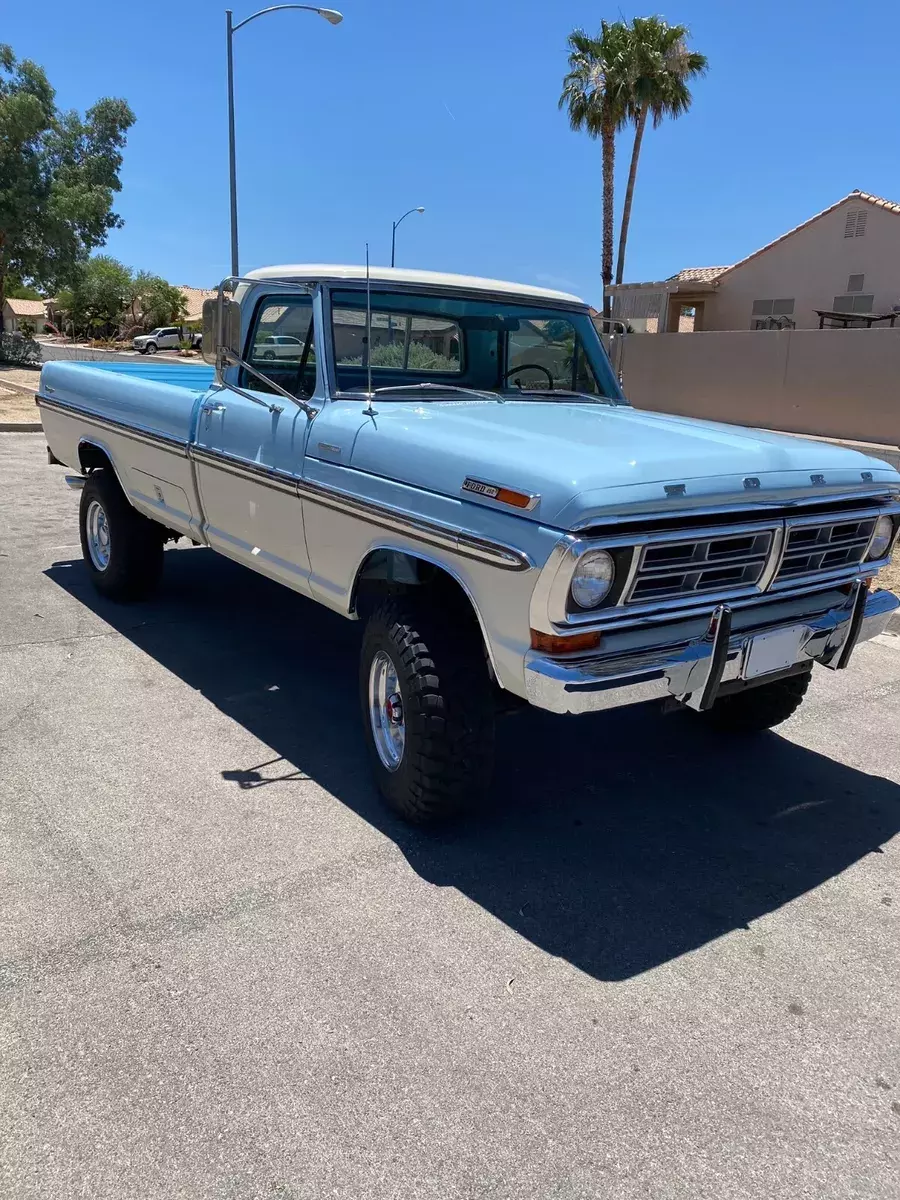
[391,206,425,269]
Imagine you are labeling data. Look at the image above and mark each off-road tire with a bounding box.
[701,667,812,733]
[360,597,495,824]
[79,470,164,601]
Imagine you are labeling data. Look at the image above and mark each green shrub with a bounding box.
[342,340,458,372]
[0,333,40,366]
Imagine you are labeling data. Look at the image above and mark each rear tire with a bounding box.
[360,597,495,824]
[79,470,164,601]
[700,667,812,732]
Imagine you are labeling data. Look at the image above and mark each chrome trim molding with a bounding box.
[190,445,299,497]
[37,395,188,457]
[297,476,532,572]
[40,392,532,574]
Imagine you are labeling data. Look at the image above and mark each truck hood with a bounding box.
[349,399,900,528]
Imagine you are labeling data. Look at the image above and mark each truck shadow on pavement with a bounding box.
[47,547,900,982]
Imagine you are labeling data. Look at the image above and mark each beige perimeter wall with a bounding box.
[617,328,900,446]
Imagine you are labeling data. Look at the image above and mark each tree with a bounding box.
[5,279,42,300]
[59,255,132,337]
[615,17,707,285]
[559,22,632,323]
[130,272,188,330]
[0,43,134,328]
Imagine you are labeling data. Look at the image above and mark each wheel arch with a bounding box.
[78,438,128,493]
[350,546,501,682]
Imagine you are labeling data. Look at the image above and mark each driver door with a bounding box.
[194,293,318,593]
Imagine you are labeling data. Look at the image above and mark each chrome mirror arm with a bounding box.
[218,348,317,419]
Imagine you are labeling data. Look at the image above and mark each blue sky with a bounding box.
[5,1,899,306]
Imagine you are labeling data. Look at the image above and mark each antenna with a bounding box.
[365,243,374,406]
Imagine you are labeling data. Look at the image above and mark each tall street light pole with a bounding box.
[226,5,343,278]
[391,206,425,269]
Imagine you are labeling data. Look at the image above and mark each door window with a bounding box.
[244,296,316,398]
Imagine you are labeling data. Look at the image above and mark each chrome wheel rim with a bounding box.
[85,499,111,571]
[368,651,405,772]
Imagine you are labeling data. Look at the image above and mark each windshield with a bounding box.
[330,288,624,402]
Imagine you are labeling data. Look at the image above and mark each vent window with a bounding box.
[832,294,875,314]
[847,274,865,292]
[844,209,868,238]
[750,298,795,329]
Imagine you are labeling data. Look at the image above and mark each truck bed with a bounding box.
[40,359,216,445]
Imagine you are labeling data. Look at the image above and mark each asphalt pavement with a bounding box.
[2,431,900,1199]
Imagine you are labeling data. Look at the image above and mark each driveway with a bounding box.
[2,431,900,1199]
[37,341,192,365]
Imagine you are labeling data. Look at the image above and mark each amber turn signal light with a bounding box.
[494,486,533,510]
[530,629,602,655]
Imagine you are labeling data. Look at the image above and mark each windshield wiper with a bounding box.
[365,382,505,403]
[508,389,620,405]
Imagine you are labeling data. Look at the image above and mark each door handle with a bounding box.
[201,402,225,415]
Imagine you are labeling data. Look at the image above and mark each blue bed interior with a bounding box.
[70,360,216,392]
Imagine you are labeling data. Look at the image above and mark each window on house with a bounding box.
[847,274,865,293]
[844,209,868,238]
[832,294,875,314]
[750,298,794,328]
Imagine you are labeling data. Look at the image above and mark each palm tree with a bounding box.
[559,22,632,323]
[615,17,708,286]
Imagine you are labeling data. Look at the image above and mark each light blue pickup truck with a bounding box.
[38,265,900,822]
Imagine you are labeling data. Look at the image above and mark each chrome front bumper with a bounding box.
[524,585,899,716]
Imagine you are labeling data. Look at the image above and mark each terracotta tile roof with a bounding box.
[855,190,900,215]
[4,298,47,317]
[667,267,731,284]
[178,286,217,322]
[721,189,900,278]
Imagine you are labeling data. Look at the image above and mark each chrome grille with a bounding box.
[774,516,876,582]
[625,529,774,604]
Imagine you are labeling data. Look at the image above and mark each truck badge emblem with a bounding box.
[810,474,826,485]
[743,477,761,490]
[462,478,499,500]
[664,483,686,497]
[461,478,538,509]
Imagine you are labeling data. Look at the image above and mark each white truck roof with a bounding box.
[244,264,584,306]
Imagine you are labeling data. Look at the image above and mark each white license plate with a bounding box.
[744,625,806,680]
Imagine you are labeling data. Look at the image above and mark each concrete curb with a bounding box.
[0,376,40,395]
[0,422,42,432]
[888,610,900,634]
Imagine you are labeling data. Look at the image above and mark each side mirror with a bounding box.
[201,296,242,367]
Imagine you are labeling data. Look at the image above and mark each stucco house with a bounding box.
[178,285,217,325]
[1,297,49,334]
[609,189,900,334]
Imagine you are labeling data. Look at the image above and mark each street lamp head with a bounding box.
[415,207,425,214]
[318,7,343,23]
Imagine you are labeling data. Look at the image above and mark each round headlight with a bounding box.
[570,550,615,609]
[867,515,895,561]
